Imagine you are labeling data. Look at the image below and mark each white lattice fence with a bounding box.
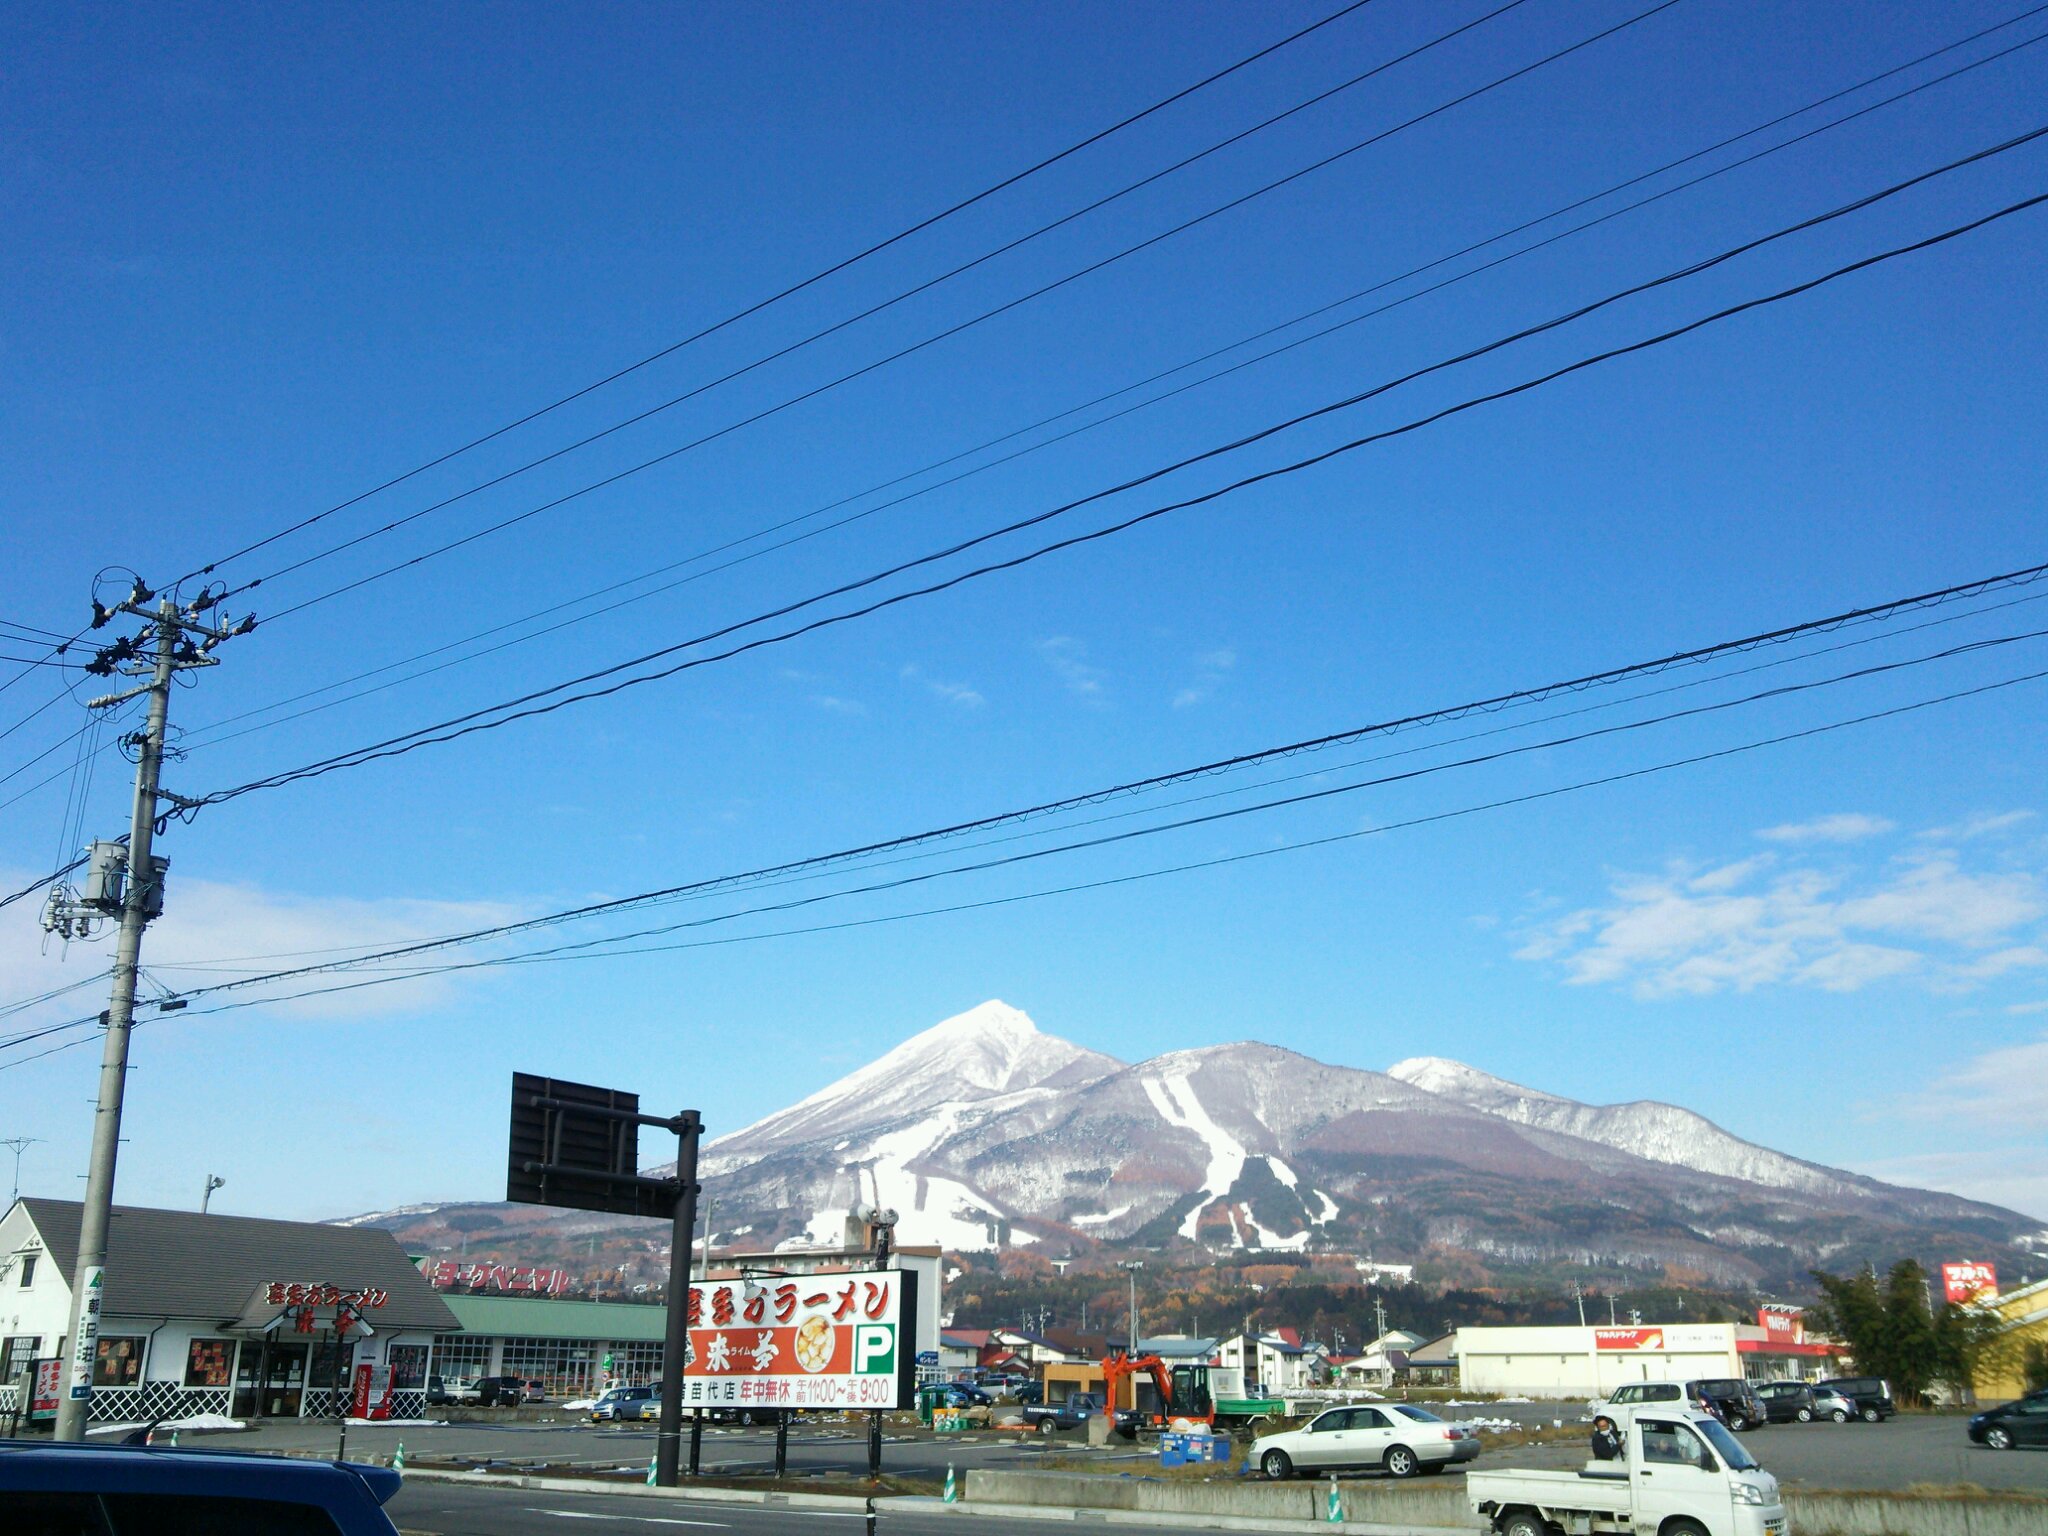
[85,1383,232,1424]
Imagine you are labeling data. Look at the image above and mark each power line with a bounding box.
[220,628,2048,979]
[241,1,1684,621]
[13,661,2035,1062]
[165,0,1385,590]
[146,560,2047,994]
[169,12,2048,758]
[188,170,2048,808]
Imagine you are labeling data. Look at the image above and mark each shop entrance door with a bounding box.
[234,1341,309,1418]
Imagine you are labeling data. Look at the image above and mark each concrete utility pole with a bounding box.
[53,585,253,1443]
[1122,1260,1144,1354]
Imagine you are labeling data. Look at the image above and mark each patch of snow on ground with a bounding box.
[1141,1072,1247,1240]
[89,1413,246,1434]
[1072,1205,1132,1227]
[1265,1156,1298,1188]
[804,1102,1010,1252]
[1310,1190,1338,1224]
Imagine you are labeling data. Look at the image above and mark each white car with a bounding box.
[1253,1402,1481,1480]
[1590,1381,1693,1426]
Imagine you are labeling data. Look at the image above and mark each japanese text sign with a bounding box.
[1594,1327,1665,1351]
[264,1282,390,1310]
[681,1268,917,1410]
[1942,1262,1998,1305]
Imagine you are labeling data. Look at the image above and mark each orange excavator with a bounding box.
[1100,1353,1215,1433]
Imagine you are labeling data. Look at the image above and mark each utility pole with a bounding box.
[1571,1278,1587,1327]
[52,582,253,1443]
[1122,1260,1143,1355]
[696,1195,716,1281]
[201,1174,225,1214]
[2,1137,41,1205]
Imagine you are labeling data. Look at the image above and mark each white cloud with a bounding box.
[1854,1148,2048,1222]
[1920,810,2036,841]
[0,872,527,1030]
[1516,835,2045,999]
[1756,813,1894,844]
[899,665,983,709]
[1170,646,1236,710]
[808,694,866,716]
[1897,1032,2048,1130]
[1037,637,1107,701]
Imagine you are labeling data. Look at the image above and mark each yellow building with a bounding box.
[1973,1277,2048,1403]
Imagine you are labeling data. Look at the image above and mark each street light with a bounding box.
[1121,1261,1144,1355]
[201,1174,225,1214]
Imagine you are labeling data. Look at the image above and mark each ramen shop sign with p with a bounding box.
[682,1268,916,1409]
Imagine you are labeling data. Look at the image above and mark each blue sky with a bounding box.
[2,0,2044,1228]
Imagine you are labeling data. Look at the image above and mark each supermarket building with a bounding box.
[1456,1317,1841,1397]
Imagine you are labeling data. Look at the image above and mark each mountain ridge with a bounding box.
[347,1001,2044,1291]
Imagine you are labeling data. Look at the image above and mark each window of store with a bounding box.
[501,1337,599,1396]
[613,1341,663,1385]
[432,1335,489,1380]
[185,1339,235,1389]
[388,1343,429,1390]
[1,1335,42,1383]
[92,1336,145,1388]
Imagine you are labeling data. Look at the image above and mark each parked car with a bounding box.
[462,1374,529,1407]
[591,1384,656,1422]
[1254,1402,1480,1480]
[1022,1392,1138,1435]
[1690,1378,1766,1431]
[0,1438,405,1535]
[1590,1381,1690,1423]
[1754,1380,1850,1423]
[1968,1388,2048,1450]
[1816,1376,1896,1422]
[522,1379,547,1404]
[1012,1380,1045,1406]
[425,1374,456,1406]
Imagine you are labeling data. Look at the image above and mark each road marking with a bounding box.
[525,1511,729,1527]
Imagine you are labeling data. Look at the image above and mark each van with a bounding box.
[1815,1377,1895,1422]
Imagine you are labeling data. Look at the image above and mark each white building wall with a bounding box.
[1455,1325,1740,1397]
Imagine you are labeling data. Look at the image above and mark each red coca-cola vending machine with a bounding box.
[351,1361,395,1421]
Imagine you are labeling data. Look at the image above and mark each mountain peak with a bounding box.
[1388,1056,1563,1104]
[707,1001,1122,1158]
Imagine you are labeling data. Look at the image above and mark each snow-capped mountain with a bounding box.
[348,1002,2043,1290]
[1385,1056,1860,1201]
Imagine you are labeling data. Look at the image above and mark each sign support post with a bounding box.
[655,1112,702,1489]
[505,1073,701,1489]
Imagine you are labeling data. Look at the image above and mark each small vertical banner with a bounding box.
[944,1464,958,1504]
[1326,1476,1344,1524]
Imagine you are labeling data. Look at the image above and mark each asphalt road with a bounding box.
[388,1482,1085,1536]
[226,1408,2048,1495]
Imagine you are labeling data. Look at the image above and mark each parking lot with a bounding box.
[213,1404,2048,1494]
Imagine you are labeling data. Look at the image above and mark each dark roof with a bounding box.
[19,1198,458,1332]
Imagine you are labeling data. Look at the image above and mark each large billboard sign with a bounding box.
[1594,1327,1665,1351]
[1942,1262,1999,1305]
[682,1269,918,1410]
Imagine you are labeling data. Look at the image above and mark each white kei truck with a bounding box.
[1467,1409,1788,1536]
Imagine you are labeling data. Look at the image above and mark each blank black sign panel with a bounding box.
[507,1072,675,1219]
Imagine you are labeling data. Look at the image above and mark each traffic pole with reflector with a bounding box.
[1326,1476,1344,1523]
[944,1464,958,1503]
